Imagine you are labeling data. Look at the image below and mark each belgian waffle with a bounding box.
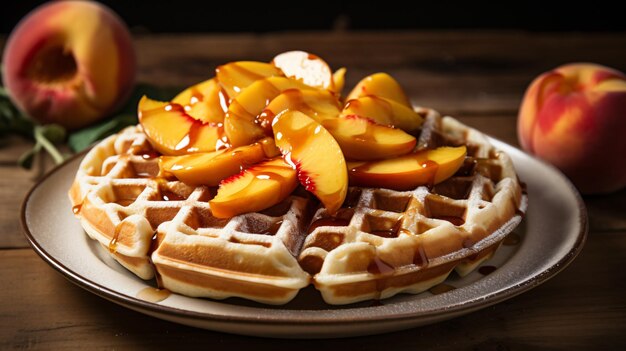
[69,127,311,304]
[300,108,526,304]
[69,109,525,305]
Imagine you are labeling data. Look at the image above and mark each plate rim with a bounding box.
[20,140,588,326]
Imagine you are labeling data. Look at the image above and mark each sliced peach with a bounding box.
[272,110,347,214]
[172,78,226,124]
[259,89,341,132]
[331,67,347,94]
[341,95,423,132]
[209,158,298,218]
[346,73,412,107]
[216,61,282,100]
[347,146,467,190]
[159,137,280,186]
[322,115,416,160]
[272,51,333,90]
[138,96,226,155]
[224,76,314,147]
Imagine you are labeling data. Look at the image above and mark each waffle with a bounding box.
[69,127,311,304]
[69,109,525,305]
[299,108,526,304]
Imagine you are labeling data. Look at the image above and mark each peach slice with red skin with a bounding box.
[272,110,348,214]
[209,158,298,218]
[216,61,283,100]
[159,137,280,186]
[342,95,423,132]
[138,96,227,156]
[225,76,314,147]
[172,78,226,123]
[322,115,416,160]
[258,89,342,133]
[347,146,467,190]
[272,51,334,90]
[347,73,412,108]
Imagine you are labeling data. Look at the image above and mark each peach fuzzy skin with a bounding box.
[2,1,136,130]
[518,63,626,193]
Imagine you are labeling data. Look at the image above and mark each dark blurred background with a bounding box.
[3,0,626,33]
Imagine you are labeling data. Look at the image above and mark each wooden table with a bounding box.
[2,31,625,349]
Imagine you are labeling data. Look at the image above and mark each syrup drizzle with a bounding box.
[307,217,350,234]
[72,204,82,215]
[160,190,185,201]
[136,287,170,303]
[109,222,123,253]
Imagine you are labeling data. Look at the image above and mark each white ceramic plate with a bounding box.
[21,138,587,338]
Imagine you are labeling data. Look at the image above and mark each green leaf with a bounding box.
[68,113,137,152]
[18,143,41,170]
[39,124,66,144]
[34,125,65,165]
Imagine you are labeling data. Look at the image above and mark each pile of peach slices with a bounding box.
[138,51,467,218]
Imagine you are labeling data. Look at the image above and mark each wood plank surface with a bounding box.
[1,31,625,349]
[2,231,624,350]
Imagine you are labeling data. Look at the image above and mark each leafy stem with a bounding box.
[34,125,66,165]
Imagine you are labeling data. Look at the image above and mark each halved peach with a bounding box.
[138,96,226,155]
[209,158,298,218]
[224,76,314,147]
[159,137,280,186]
[347,146,467,190]
[322,115,416,160]
[258,89,341,133]
[216,61,282,100]
[272,110,347,214]
[172,78,226,124]
[341,95,423,132]
[272,51,334,90]
[346,73,412,107]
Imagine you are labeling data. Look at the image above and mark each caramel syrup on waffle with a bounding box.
[307,217,350,233]
[141,151,159,160]
[72,204,82,215]
[160,190,184,201]
[148,232,166,289]
[367,257,394,275]
[109,222,123,253]
[412,245,429,267]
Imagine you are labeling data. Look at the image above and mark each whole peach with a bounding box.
[2,1,136,130]
[518,63,626,194]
